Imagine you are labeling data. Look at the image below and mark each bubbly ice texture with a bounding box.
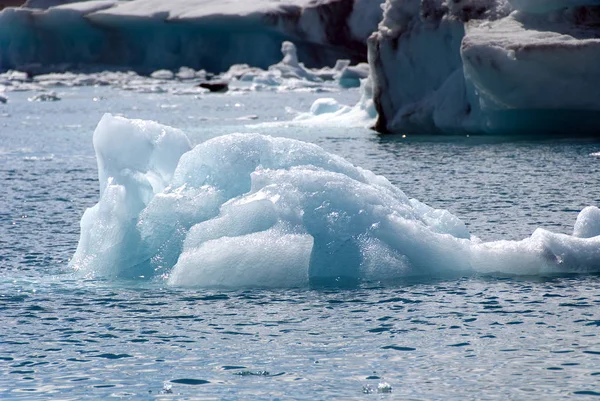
[71,114,600,287]
[369,0,600,135]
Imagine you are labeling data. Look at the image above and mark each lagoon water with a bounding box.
[2,84,600,399]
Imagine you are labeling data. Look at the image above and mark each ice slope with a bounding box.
[71,114,600,287]
[0,0,384,73]
[369,0,600,135]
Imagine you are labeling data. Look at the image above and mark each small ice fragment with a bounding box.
[377,382,392,393]
[161,382,173,394]
[28,92,60,102]
[176,67,196,80]
[235,370,270,376]
[151,70,174,80]
[236,115,259,120]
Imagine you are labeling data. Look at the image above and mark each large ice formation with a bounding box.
[0,0,384,73]
[71,114,600,287]
[369,0,600,135]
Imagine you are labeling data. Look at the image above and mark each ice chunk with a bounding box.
[308,98,347,115]
[28,91,60,101]
[280,77,377,127]
[72,115,600,287]
[336,62,369,88]
[150,69,174,80]
[573,206,600,238]
[171,226,314,288]
[71,114,192,277]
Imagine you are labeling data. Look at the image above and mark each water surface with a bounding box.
[1,85,600,399]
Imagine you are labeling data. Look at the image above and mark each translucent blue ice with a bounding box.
[71,114,600,287]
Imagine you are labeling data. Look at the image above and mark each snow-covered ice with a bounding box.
[71,114,600,287]
[369,0,600,135]
[0,0,384,73]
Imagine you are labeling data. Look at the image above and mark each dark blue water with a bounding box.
[2,86,600,399]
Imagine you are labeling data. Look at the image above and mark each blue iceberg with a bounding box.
[71,114,600,287]
[0,0,384,73]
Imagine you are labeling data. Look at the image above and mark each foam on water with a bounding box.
[71,114,600,287]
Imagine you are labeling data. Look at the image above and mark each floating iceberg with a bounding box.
[369,0,600,135]
[71,114,600,287]
[284,77,377,127]
[0,0,384,73]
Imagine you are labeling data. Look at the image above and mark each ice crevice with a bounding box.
[71,114,600,287]
[369,0,600,135]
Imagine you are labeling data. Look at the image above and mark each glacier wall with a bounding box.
[72,114,600,287]
[369,0,600,135]
[0,0,385,73]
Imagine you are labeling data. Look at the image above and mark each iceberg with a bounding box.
[0,0,384,74]
[72,114,600,287]
[369,0,600,135]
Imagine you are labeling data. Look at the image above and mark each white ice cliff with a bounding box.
[369,0,600,135]
[0,0,384,73]
[71,114,600,287]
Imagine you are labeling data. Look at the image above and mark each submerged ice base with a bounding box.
[71,114,600,287]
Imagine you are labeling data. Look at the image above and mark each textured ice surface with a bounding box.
[71,115,600,287]
[0,0,384,73]
[369,0,600,135]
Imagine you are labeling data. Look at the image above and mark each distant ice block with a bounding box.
[0,0,385,73]
[289,77,377,127]
[369,0,600,135]
[220,41,371,93]
[72,114,600,287]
